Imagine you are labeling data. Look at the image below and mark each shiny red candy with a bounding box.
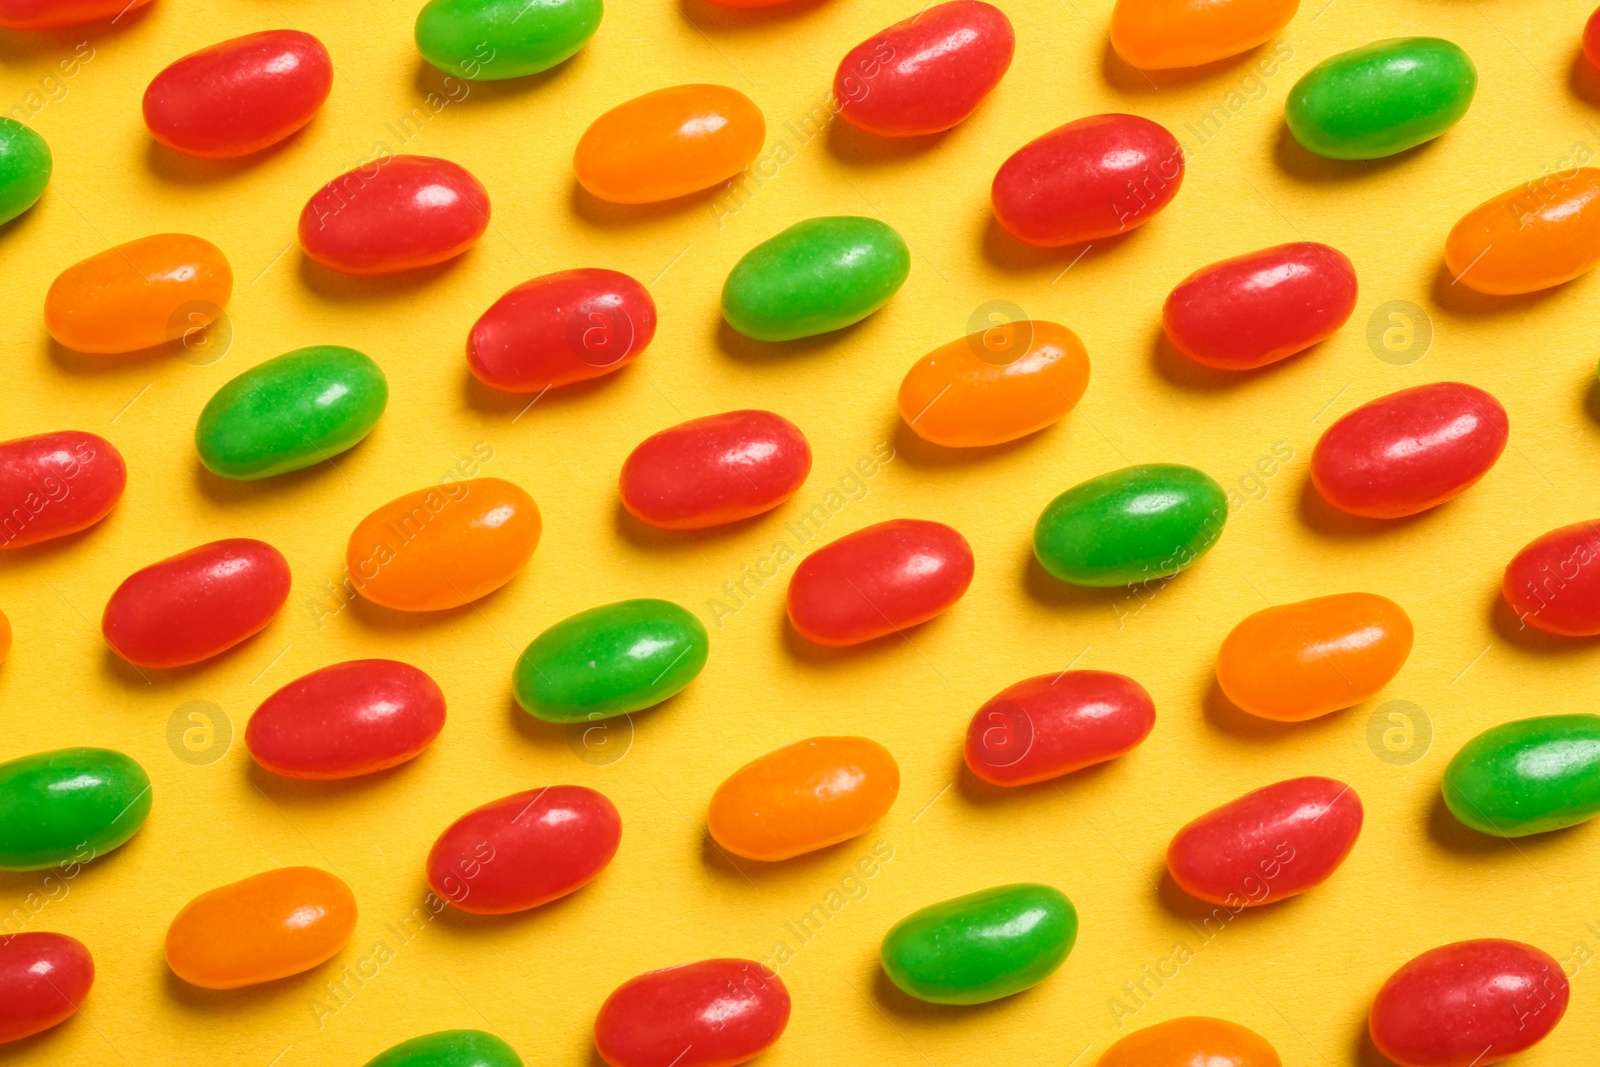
[1503,520,1600,636]
[964,671,1155,787]
[834,1,1014,137]
[1164,242,1359,369]
[992,114,1183,247]
[594,958,791,1067]
[246,660,446,780]
[0,932,93,1043]
[468,268,657,393]
[0,431,126,550]
[620,410,811,530]
[427,785,621,915]
[298,155,489,276]
[102,538,291,668]
[1587,7,1600,72]
[1313,383,1508,518]
[0,0,149,30]
[787,519,974,647]
[1167,776,1362,906]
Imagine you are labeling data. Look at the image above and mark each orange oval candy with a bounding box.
[45,233,232,354]
[574,84,764,204]
[1099,1016,1281,1066]
[1445,168,1600,295]
[347,477,540,612]
[165,866,356,989]
[1111,0,1297,70]
[708,737,899,861]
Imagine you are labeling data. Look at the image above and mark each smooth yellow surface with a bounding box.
[1,1,1598,1064]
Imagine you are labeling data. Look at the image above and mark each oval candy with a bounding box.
[1442,714,1600,837]
[365,1031,523,1067]
[299,155,490,275]
[964,671,1155,787]
[574,84,764,204]
[1501,520,1600,636]
[619,410,811,529]
[0,748,151,871]
[1446,168,1600,295]
[1099,1017,1282,1067]
[0,932,93,1043]
[1286,37,1476,160]
[45,233,232,355]
[1111,0,1298,69]
[0,0,151,29]
[416,0,601,81]
[0,119,50,225]
[0,431,126,549]
[594,959,791,1067]
[165,867,356,989]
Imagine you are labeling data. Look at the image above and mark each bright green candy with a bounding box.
[415,0,602,81]
[721,216,910,342]
[364,1030,523,1067]
[1442,714,1600,837]
[0,748,151,871]
[1286,38,1476,160]
[881,884,1076,1005]
[513,599,708,723]
[1033,463,1227,587]
[195,346,388,480]
[0,119,51,226]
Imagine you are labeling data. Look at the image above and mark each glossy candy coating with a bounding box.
[1099,1017,1281,1067]
[416,0,600,80]
[1588,7,1600,72]
[1111,0,1297,69]
[898,321,1089,447]
[0,431,126,549]
[143,31,333,159]
[0,119,50,225]
[0,0,150,29]
[468,268,656,393]
[1442,714,1600,837]
[1445,169,1600,295]
[881,884,1075,1004]
[0,932,93,1043]
[619,410,811,529]
[246,660,447,780]
[722,217,910,341]
[594,958,790,1067]
[166,867,356,989]
[299,156,489,275]
[574,85,763,204]
[1033,464,1226,587]
[834,1,1014,137]
[1286,38,1476,160]
[365,1031,523,1067]
[45,233,232,354]
[0,748,151,871]
[1501,521,1600,636]
[964,671,1155,787]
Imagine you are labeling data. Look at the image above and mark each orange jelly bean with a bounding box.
[165,867,355,989]
[897,320,1089,448]
[1111,0,1298,70]
[1445,168,1600,295]
[708,737,899,861]
[574,84,764,204]
[1217,593,1412,722]
[1099,1016,1282,1066]
[44,234,232,354]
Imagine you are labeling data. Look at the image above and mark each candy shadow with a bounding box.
[679,0,835,32]
[1149,329,1296,392]
[191,457,349,506]
[0,197,44,238]
[698,827,865,890]
[980,214,1133,275]
[778,610,955,666]
[826,120,950,169]
[1273,121,1433,183]
[697,830,762,886]
[143,134,301,185]
[460,368,622,419]
[715,316,872,363]
[429,870,600,938]
[1424,790,1592,856]
[568,180,724,227]
[1487,588,1599,654]
[1020,551,1133,615]
[1101,39,1265,94]
[346,592,487,634]
[45,336,175,373]
[869,956,1029,1022]
[1201,674,1352,747]
[0,5,152,61]
[612,500,775,551]
[953,749,1119,807]
[1351,1023,1393,1067]
[1296,477,1438,541]
[1156,866,1313,926]
[98,631,279,690]
[296,254,465,304]
[890,417,1040,470]
[0,519,115,565]
[1570,48,1600,107]
[162,956,338,1011]
[1582,377,1600,429]
[244,754,429,804]
[1428,260,1566,318]
[412,53,581,106]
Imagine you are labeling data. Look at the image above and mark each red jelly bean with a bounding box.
[1370,939,1568,1066]
[102,538,290,668]
[992,114,1183,247]
[1163,242,1359,369]
[298,155,489,276]
[468,268,657,394]
[787,519,974,647]
[964,671,1155,787]
[1587,7,1600,72]
[1167,776,1362,907]
[620,410,811,530]
[246,660,446,780]
[594,958,791,1067]
[1503,520,1600,636]
[834,1,1014,138]
[1312,383,1508,519]
[0,932,93,1043]
[0,431,125,550]
[0,0,149,30]
[427,785,620,915]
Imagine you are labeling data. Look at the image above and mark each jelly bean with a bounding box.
[0,932,92,1043]
[722,217,910,342]
[468,268,656,394]
[0,749,150,871]
[619,410,811,529]
[0,0,150,29]
[1216,593,1412,721]
[196,346,387,480]
[246,660,446,780]
[166,867,356,989]
[366,1031,523,1067]
[1099,1016,1281,1067]
[416,0,600,80]
[787,519,973,647]
[881,884,1075,1004]
[346,478,539,612]
[1286,38,1476,160]
[1163,242,1357,370]
[428,785,620,913]
[1445,169,1600,295]
[299,156,489,275]
[1442,714,1600,837]
[513,599,708,722]
[0,119,50,225]
[143,31,333,159]
[1111,0,1297,70]
[992,114,1183,247]
[964,671,1155,787]
[574,85,764,204]
[898,321,1089,447]
[708,737,899,861]
[102,538,290,668]
[834,1,1014,137]
[0,431,126,549]
[1369,940,1568,1066]
[593,959,790,1067]
[1501,521,1600,636]
[45,234,231,355]
[1033,464,1226,587]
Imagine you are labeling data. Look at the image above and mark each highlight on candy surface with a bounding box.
[298,155,490,275]
[45,233,232,354]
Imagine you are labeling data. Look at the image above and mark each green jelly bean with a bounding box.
[415,0,602,81]
[0,748,151,871]
[1442,714,1600,837]
[881,883,1076,1005]
[1033,463,1227,587]
[195,346,388,480]
[1286,37,1476,160]
[365,1030,523,1067]
[513,599,708,723]
[721,216,910,342]
[0,119,51,227]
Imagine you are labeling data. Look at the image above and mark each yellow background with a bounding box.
[3,0,1599,1062]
